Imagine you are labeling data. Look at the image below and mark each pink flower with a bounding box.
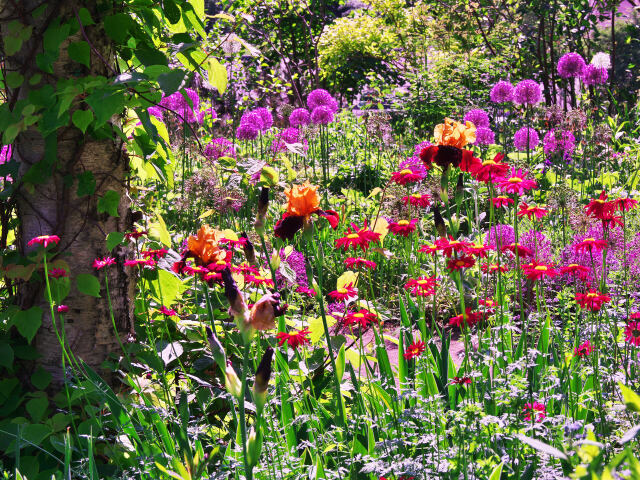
[159,305,177,316]
[498,168,537,195]
[57,305,69,313]
[523,401,546,422]
[388,219,418,237]
[27,235,61,248]
[93,256,116,270]
[48,268,68,279]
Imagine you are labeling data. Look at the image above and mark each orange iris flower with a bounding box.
[188,225,228,264]
[434,118,477,148]
[285,181,320,218]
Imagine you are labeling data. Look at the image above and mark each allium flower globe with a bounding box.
[310,106,334,125]
[543,129,576,156]
[463,109,490,128]
[254,107,273,131]
[582,64,608,85]
[236,122,259,140]
[557,52,587,78]
[591,52,611,69]
[490,80,514,103]
[474,127,495,146]
[513,127,540,151]
[289,108,310,127]
[307,88,338,112]
[240,111,264,130]
[204,138,235,160]
[514,80,542,105]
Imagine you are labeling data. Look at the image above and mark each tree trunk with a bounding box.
[2,0,134,385]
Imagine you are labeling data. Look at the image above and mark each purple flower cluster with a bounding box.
[543,129,576,157]
[204,138,235,161]
[236,107,274,140]
[520,229,552,263]
[413,140,431,158]
[463,109,490,128]
[289,108,311,127]
[307,89,338,125]
[0,145,12,164]
[557,53,587,79]
[475,127,495,146]
[486,224,515,250]
[275,248,309,288]
[159,88,201,123]
[513,127,540,151]
[490,81,514,103]
[271,127,309,153]
[514,80,542,105]
[582,65,609,86]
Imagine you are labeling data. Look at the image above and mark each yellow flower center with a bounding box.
[411,193,422,199]
[337,288,348,294]
[508,177,523,183]
[456,260,465,266]
[254,275,265,281]
[397,220,410,226]
[586,293,597,298]
[568,264,579,268]
[534,266,548,271]
[353,313,365,319]
[216,260,226,265]
[347,233,360,239]
[417,280,429,285]
[584,238,596,242]
[482,160,496,166]
[400,169,413,175]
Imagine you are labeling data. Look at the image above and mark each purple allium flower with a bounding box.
[413,140,431,157]
[487,224,515,250]
[310,106,334,125]
[520,229,553,263]
[289,108,311,127]
[513,127,540,151]
[474,127,495,146]
[557,53,587,79]
[543,129,576,156]
[464,109,490,128]
[236,122,259,140]
[582,64,609,85]
[490,81,514,103]
[307,89,338,112]
[514,80,542,105]
[254,107,273,131]
[327,301,346,316]
[204,138,235,161]
[148,106,164,120]
[159,89,200,122]
[240,111,264,130]
[275,248,309,288]
[271,128,301,153]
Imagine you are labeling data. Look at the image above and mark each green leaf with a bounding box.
[68,41,91,68]
[85,89,125,127]
[0,343,14,369]
[516,433,567,460]
[149,269,185,307]
[6,72,24,88]
[157,70,186,96]
[97,190,120,217]
[76,273,101,298]
[135,47,168,67]
[31,366,52,390]
[106,232,125,251]
[13,306,43,344]
[206,58,227,94]
[77,7,95,25]
[620,383,640,412]
[336,344,345,382]
[76,171,96,197]
[26,396,48,422]
[260,166,278,187]
[104,14,131,44]
[149,212,171,246]
[489,462,504,480]
[163,0,182,24]
[72,109,93,133]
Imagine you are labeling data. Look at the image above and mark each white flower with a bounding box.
[591,52,611,69]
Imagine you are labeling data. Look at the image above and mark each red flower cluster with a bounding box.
[447,255,476,271]
[142,248,169,259]
[560,264,590,279]
[585,191,626,229]
[449,308,482,328]
[159,305,178,316]
[523,401,546,422]
[573,237,608,253]
[328,283,358,301]
[404,276,437,296]
[452,376,471,385]
[344,257,377,270]
[344,309,378,329]
[276,328,311,349]
[491,196,514,208]
[517,202,549,220]
[498,168,538,195]
[521,260,559,281]
[402,192,431,207]
[336,222,381,252]
[124,258,156,268]
[575,290,611,311]
[481,263,509,274]
[48,268,68,279]
[574,340,594,357]
[468,153,510,183]
[403,340,426,360]
[28,235,61,248]
[93,256,116,270]
[388,219,418,237]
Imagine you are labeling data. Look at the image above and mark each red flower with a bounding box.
[575,290,611,311]
[403,340,426,360]
[57,305,69,313]
[452,376,471,385]
[574,340,594,357]
[335,222,381,252]
[498,168,537,195]
[418,243,439,255]
[517,202,549,220]
[599,212,623,229]
[245,274,274,287]
[585,191,614,219]
[124,258,156,268]
[390,166,426,185]
[449,308,482,328]
[124,229,148,240]
[296,286,316,296]
[233,263,259,275]
[183,264,209,278]
[328,283,358,301]
[93,256,116,270]
[435,236,473,257]
[501,242,533,257]
[573,237,608,253]
[481,263,509,274]
[629,312,640,321]
[276,328,311,349]
[344,257,377,270]
[625,321,640,346]
[159,305,177,316]
[464,243,493,258]
[614,197,638,213]
[521,260,559,281]
[142,248,169,260]
[523,401,546,422]
[388,219,418,236]
[404,276,437,296]
[560,264,591,279]
[48,268,68,279]
[469,153,509,183]
[344,309,378,329]
[478,298,499,315]
[204,271,223,285]
[447,255,476,271]
[402,193,431,207]
[492,196,514,208]
[27,235,60,248]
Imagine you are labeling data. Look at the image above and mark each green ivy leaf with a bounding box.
[77,7,95,26]
[13,306,43,344]
[97,190,120,217]
[31,366,52,390]
[72,109,93,133]
[149,211,171,246]
[6,72,24,88]
[157,70,186,96]
[163,0,182,24]
[106,231,125,251]
[76,273,101,298]
[76,171,96,197]
[104,14,131,44]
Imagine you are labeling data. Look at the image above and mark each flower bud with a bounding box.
[206,326,227,370]
[249,293,287,331]
[254,187,269,235]
[225,364,242,399]
[433,204,447,238]
[455,172,464,206]
[241,232,257,265]
[247,427,263,467]
[253,347,273,414]
[222,267,250,331]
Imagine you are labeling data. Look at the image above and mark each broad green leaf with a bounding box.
[0,342,14,369]
[148,212,171,246]
[76,273,101,298]
[308,315,336,344]
[620,383,640,412]
[106,231,125,251]
[68,41,90,68]
[206,58,228,94]
[13,306,43,344]
[72,109,93,133]
[26,396,48,422]
[336,344,345,382]
[97,190,120,217]
[76,170,96,197]
[31,366,52,390]
[150,269,185,307]
[489,462,504,480]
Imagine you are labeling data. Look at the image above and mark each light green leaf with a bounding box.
[106,232,125,251]
[72,109,94,133]
[68,40,91,68]
[206,58,228,94]
[148,212,171,246]
[76,273,101,298]
[620,383,640,412]
[13,306,43,344]
[97,190,120,217]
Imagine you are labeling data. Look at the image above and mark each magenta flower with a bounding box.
[498,168,537,195]
[513,127,539,151]
[57,305,69,313]
[289,108,311,127]
[490,80,514,103]
[557,52,586,79]
[27,235,61,248]
[307,89,338,112]
[310,106,334,125]
[582,64,608,85]
[93,256,116,270]
[463,109,489,128]
[513,80,542,105]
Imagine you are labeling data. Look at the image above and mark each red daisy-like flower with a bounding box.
[629,312,640,321]
[418,243,439,255]
[498,168,537,195]
[481,263,509,274]
[625,321,640,346]
[464,243,493,258]
[404,276,437,296]
[491,196,514,208]
[124,258,156,268]
[403,340,426,360]
[599,212,623,229]
[585,191,614,219]
[344,257,377,270]
[328,283,358,301]
[478,298,499,315]
[93,256,116,270]
[517,202,549,220]
[141,248,169,260]
[245,274,274,287]
[560,264,591,279]
[447,255,476,271]
[614,197,638,213]
[220,237,248,249]
[276,328,311,349]
[48,268,68,279]
[402,192,431,207]
[574,340,594,357]
[296,286,317,296]
[390,166,427,185]
[344,309,379,329]
[335,222,381,252]
[124,229,148,240]
[523,401,546,422]
[469,153,509,183]
[573,237,608,253]
[27,235,61,248]
[501,242,533,258]
[521,260,559,281]
[203,271,223,285]
[575,290,611,311]
[159,305,178,316]
[449,308,483,328]
[451,376,472,385]
[233,263,260,275]
[435,236,473,257]
[388,219,418,237]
